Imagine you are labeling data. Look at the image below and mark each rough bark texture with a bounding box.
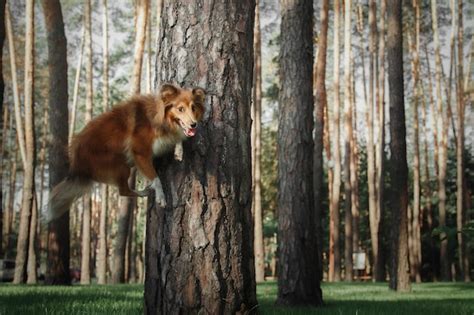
[329,0,341,283]
[0,0,5,257]
[342,0,353,282]
[80,0,93,285]
[387,0,411,292]
[252,0,265,284]
[144,1,257,313]
[314,0,328,282]
[276,0,322,306]
[14,0,36,284]
[42,0,71,285]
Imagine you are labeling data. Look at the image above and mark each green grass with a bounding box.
[0,282,473,314]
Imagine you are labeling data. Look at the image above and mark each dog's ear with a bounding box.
[160,84,179,104]
[192,87,206,106]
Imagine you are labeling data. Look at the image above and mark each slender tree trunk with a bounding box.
[330,0,342,282]
[5,142,18,257]
[81,0,93,284]
[314,0,329,282]
[69,26,85,142]
[252,0,265,284]
[350,54,360,254]
[374,0,386,282]
[431,0,451,281]
[14,0,36,284]
[387,0,411,292]
[343,0,353,282]
[42,0,71,285]
[145,0,258,312]
[0,0,5,258]
[97,0,109,285]
[112,0,149,284]
[26,196,38,284]
[456,0,469,283]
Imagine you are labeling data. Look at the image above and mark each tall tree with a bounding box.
[342,0,353,282]
[111,0,149,284]
[329,0,342,282]
[252,0,265,284]
[97,0,109,285]
[374,0,386,282]
[431,0,450,281]
[387,0,410,292]
[456,0,469,282]
[0,0,5,258]
[80,0,93,285]
[313,0,329,282]
[42,0,70,285]
[277,0,322,305]
[144,0,257,312]
[13,0,36,284]
[368,0,382,282]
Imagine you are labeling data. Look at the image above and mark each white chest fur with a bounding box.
[152,133,184,157]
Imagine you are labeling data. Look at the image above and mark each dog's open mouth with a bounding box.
[178,120,197,137]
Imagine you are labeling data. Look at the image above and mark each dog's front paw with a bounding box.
[155,189,167,208]
[174,142,183,161]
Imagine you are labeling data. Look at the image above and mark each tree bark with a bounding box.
[97,0,109,285]
[42,0,71,285]
[342,0,353,282]
[14,0,36,284]
[314,0,329,282]
[276,0,322,306]
[252,0,265,284]
[69,26,85,142]
[0,0,5,258]
[144,1,257,313]
[112,0,149,284]
[387,0,411,292]
[329,0,342,283]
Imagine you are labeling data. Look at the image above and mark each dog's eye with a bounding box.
[178,106,185,112]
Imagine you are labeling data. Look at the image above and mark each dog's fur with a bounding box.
[45,84,206,222]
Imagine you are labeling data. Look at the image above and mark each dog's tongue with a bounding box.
[186,128,197,137]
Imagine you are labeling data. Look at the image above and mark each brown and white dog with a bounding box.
[45,84,206,222]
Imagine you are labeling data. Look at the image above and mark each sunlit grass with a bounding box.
[0,281,473,314]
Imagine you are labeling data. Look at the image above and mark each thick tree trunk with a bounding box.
[14,0,36,284]
[42,0,71,285]
[80,0,93,285]
[252,0,265,284]
[342,0,353,282]
[276,0,322,306]
[97,0,109,285]
[314,0,329,282]
[112,0,148,284]
[387,0,411,292]
[330,0,342,283]
[144,1,257,313]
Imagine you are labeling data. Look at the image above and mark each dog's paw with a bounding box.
[155,190,167,208]
[174,142,183,161]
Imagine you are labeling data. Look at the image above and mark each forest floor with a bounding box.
[0,281,473,314]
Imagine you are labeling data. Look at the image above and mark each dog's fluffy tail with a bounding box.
[44,176,92,223]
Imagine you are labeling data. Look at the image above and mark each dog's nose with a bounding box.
[191,123,197,128]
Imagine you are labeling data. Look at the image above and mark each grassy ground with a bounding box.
[0,281,473,314]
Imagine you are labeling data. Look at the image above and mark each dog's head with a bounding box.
[160,84,206,137]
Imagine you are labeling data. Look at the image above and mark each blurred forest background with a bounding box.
[0,0,473,290]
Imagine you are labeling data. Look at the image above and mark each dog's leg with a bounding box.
[174,142,183,161]
[152,176,166,208]
[133,152,166,207]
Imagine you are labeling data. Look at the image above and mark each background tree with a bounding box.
[387,0,411,292]
[313,0,329,282]
[42,0,70,285]
[0,0,5,258]
[144,0,257,312]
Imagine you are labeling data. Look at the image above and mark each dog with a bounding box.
[45,83,206,222]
